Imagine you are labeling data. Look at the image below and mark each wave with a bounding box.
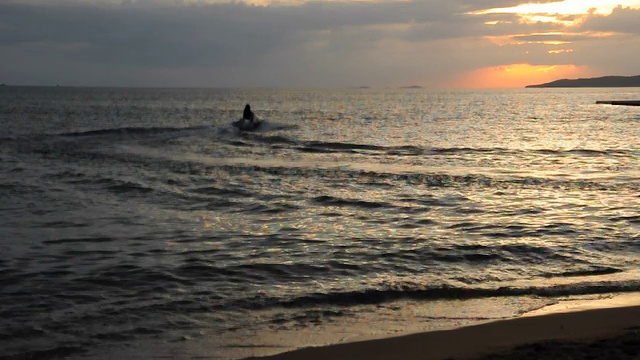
[205,163,635,191]
[249,119,299,132]
[58,125,211,138]
[106,180,155,194]
[543,267,623,278]
[312,195,392,209]
[1,346,84,360]
[43,237,115,245]
[4,128,636,158]
[266,280,640,309]
[58,259,630,311]
[242,135,637,158]
[534,148,634,157]
[62,175,155,194]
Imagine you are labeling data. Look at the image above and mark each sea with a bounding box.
[1,86,640,360]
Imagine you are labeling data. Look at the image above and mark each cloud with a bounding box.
[579,6,640,34]
[0,0,637,87]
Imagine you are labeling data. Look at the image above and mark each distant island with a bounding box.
[526,75,640,88]
[400,85,423,89]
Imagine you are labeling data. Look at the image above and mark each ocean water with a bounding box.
[1,86,640,359]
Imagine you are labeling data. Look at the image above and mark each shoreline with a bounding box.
[249,293,640,360]
[596,100,640,106]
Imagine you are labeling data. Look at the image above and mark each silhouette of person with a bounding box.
[243,104,255,123]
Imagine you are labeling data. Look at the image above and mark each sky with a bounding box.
[1,0,639,88]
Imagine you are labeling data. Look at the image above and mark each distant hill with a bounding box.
[526,75,640,88]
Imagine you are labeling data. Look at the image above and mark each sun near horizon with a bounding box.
[445,64,595,89]
[445,0,640,89]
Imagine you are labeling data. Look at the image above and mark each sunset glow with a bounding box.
[472,0,640,28]
[474,0,640,16]
[459,1,640,88]
[449,64,593,89]
[2,0,639,88]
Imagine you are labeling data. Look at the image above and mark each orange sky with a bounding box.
[458,0,640,88]
[448,64,594,89]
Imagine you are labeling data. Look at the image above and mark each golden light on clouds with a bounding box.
[474,0,640,16]
[548,49,573,55]
[522,15,575,25]
[487,30,619,47]
[449,63,593,89]
[473,0,640,27]
[453,1,638,89]
[485,34,567,47]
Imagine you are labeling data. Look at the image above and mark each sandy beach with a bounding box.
[251,293,640,360]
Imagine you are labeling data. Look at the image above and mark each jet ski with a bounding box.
[232,118,262,131]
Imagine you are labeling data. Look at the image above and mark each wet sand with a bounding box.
[249,293,640,360]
